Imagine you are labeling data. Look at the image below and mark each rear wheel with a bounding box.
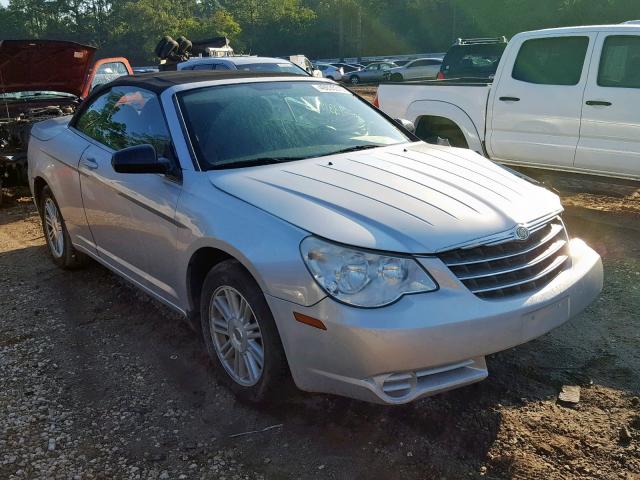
[200,260,288,402]
[391,73,403,82]
[350,75,360,85]
[40,186,87,269]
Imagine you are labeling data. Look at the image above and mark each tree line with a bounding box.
[1,0,639,64]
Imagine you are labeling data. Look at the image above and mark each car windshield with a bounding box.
[178,81,410,169]
[0,91,76,101]
[235,62,307,75]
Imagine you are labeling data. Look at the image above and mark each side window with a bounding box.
[75,87,172,156]
[598,35,640,88]
[426,60,441,66]
[193,64,213,70]
[512,36,589,85]
[216,63,231,70]
[367,64,378,71]
[408,61,420,68]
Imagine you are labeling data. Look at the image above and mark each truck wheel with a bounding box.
[350,75,360,85]
[40,186,87,269]
[200,260,289,403]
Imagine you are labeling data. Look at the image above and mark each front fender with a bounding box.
[405,100,484,153]
[175,172,327,311]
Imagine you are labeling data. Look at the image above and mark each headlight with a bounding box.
[300,236,438,308]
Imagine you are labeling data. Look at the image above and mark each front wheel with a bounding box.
[391,73,403,82]
[200,260,288,402]
[350,75,360,85]
[40,186,87,269]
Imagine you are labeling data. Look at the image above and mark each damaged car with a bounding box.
[0,39,132,196]
[28,71,603,404]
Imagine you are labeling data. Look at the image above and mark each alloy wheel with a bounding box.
[44,198,64,258]
[209,286,264,386]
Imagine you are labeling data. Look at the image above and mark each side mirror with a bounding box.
[395,118,416,134]
[112,144,170,174]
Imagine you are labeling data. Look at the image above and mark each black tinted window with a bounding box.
[76,87,171,155]
[512,36,589,85]
[598,35,640,88]
[442,44,505,78]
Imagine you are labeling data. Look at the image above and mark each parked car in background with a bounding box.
[0,39,132,192]
[177,56,309,75]
[315,63,344,81]
[288,54,321,76]
[29,71,602,405]
[330,62,361,74]
[377,23,640,181]
[383,57,443,82]
[346,61,398,84]
[437,37,507,80]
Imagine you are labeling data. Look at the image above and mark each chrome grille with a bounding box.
[439,217,570,299]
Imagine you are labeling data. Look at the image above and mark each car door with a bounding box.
[361,63,379,81]
[424,59,442,79]
[403,60,421,79]
[488,34,595,168]
[575,32,640,179]
[73,86,184,305]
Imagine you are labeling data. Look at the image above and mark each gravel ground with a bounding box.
[1,182,639,480]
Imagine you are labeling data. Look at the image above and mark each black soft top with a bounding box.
[102,70,302,94]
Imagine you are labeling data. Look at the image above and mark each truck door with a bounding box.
[488,34,595,168]
[574,33,640,179]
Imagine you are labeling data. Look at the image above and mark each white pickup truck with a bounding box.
[377,24,640,181]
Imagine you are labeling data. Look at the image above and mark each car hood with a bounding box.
[209,143,563,254]
[0,40,96,96]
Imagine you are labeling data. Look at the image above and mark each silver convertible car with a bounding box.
[28,71,603,404]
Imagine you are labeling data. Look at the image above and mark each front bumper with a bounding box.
[266,238,603,404]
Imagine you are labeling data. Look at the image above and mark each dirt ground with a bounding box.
[1,178,639,480]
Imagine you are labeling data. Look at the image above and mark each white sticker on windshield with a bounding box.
[312,83,349,93]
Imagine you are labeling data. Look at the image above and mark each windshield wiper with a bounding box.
[317,144,380,157]
[210,156,306,170]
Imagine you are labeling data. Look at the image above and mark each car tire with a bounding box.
[39,186,87,269]
[155,36,178,60]
[200,260,289,403]
[176,36,192,57]
[391,73,403,82]
[350,75,360,85]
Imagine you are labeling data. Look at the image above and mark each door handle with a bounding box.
[585,100,612,106]
[499,96,520,102]
[81,157,99,170]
